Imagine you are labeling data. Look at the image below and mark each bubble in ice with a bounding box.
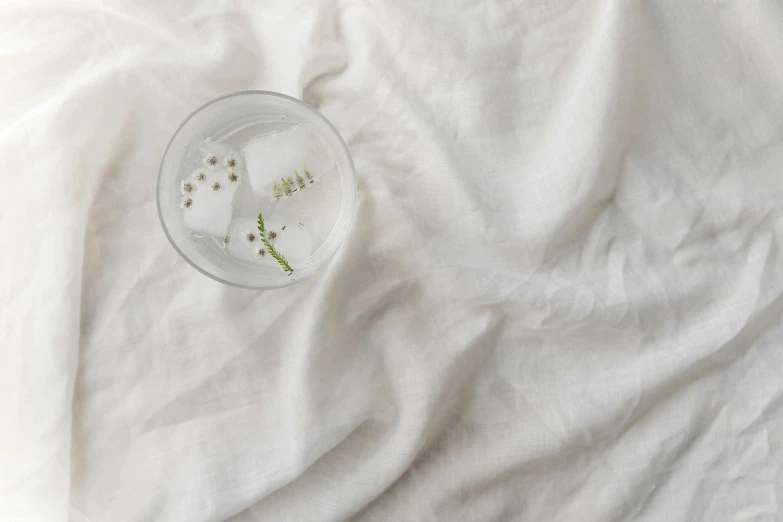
[242,125,334,199]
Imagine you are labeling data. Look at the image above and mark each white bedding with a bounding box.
[2,1,783,521]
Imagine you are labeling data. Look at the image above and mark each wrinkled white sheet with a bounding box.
[2,1,783,521]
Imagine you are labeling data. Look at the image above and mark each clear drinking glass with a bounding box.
[157,91,356,289]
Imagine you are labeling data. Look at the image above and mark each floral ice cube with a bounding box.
[227,218,265,264]
[227,217,312,268]
[182,175,239,237]
[242,126,334,198]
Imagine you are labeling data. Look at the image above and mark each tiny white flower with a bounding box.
[180,196,193,210]
[180,180,196,194]
[203,153,220,168]
[256,247,267,258]
[192,170,208,183]
[211,181,222,191]
[223,155,239,169]
[244,231,256,243]
[226,171,240,183]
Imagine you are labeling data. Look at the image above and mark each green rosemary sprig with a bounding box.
[257,212,293,275]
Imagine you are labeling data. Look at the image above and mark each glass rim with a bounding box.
[157,90,356,290]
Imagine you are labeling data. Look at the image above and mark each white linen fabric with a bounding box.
[2,1,783,521]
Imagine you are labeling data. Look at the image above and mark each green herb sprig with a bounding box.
[295,171,306,190]
[257,212,293,275]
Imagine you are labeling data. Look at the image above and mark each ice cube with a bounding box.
[226,217,313,268]
[242,126,334,198]
[226,217,268,264]
[270,225,312,266]
[182,173,239,237]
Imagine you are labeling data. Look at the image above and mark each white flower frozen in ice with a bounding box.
[255,247,267,259]
[180,196,193,210]
[244,231,256,243]
[223,155,239,169]
[203,153,220,168]
[226,171,240,184]
[192,169,208,183]
[180,180,196,194]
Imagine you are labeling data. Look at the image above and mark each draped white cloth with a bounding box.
[2,1,782,520]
